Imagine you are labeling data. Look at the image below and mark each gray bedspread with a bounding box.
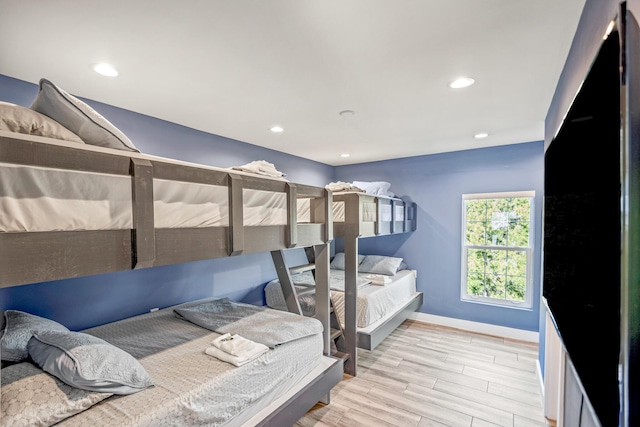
[174,297,323,348]
[54,305,323,427]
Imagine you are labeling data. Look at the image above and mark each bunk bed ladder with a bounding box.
[270,248,350,365]
[328,299,349,362]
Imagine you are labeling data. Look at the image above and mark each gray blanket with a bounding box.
[174,298,323,348]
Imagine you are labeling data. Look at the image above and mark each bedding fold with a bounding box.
[174,298,322,348]
[364,273,392,285]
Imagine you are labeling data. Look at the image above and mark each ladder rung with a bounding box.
[289,263,316,275]
[330,328,342,340]
[332,351,350,362]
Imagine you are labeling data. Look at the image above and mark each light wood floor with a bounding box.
[296,320,551,427]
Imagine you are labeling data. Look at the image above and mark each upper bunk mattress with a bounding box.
[2,304,323,427]
[265,269,417,328]
[0,162,309,232]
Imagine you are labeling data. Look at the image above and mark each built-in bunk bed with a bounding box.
[266,183,421,376]
[0,81,342,426]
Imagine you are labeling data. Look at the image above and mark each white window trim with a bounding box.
[460,191,535,309]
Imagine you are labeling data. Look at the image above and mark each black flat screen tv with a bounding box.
[543,30,621,426]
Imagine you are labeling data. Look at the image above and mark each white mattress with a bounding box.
[264,269,417,328]
[0,162,309,232]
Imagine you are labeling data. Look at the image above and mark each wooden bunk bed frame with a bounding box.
[0,130,342,426]
[333,192,422,376]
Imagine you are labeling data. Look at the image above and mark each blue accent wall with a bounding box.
[335,143,545,332]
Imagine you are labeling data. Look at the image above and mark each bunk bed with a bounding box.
[0,92,341,425]
[264,261,419,346]
[269,189,421,376]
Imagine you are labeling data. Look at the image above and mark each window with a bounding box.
[461,191,534,308]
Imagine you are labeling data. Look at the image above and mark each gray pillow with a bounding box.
[28,331,153,395]
[358,255,404,276]
[1,362,112,427]
[330,252,365,270]
[0,310,69,362]
[30,78,139,152]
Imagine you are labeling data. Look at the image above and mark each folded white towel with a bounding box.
[205,345,268,367]
[365,273,392,286]
[212,333,269,356]
[325,181,365,193]
[231,160,287,179]
[205,333,269,366]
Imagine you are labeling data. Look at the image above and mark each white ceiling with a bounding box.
[0,1,585,166]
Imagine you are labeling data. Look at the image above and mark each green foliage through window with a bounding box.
[462,194,533,307]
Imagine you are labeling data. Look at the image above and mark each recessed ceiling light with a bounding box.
[474,132,489,139]
[340,153,350,158]
[449,77,475,89]
[93,63,118,77]
[270,126,284,133]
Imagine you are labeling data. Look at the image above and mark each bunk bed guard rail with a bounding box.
[332,193,417,238]
[0,134,332,288]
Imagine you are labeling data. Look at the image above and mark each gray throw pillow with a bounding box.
[330,252,365,270]
[0,310,69,362]
[28,331,153,395]
[358,255,404,276]
[30,78,139,152]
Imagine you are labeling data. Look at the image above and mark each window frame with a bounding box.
[460,191,535,309]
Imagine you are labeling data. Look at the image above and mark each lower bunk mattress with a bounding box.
[264,269,417,328]
[1,301,326,427]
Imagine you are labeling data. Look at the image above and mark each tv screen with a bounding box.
[543,31,621,426]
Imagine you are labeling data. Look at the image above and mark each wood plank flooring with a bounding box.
[296,320,551,427]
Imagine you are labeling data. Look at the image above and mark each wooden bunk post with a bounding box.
[286,183,298,248]
[343,193,361,376]
[312,243,331,356]
[130,158,155,269]
[228,173,244,256]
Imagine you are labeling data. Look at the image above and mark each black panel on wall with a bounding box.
[543,31,621,426]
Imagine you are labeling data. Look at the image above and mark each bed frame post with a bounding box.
[313,243,331,356]
[228,173,244,255]
[286,183,298,248]
[343,193,361,376]
[324,189,334,243]
[130,158,155,269]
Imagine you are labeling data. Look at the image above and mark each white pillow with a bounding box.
[358,255,403,276]
[0,101,84,144]
[31,78,139,152]
[330,252,365,270]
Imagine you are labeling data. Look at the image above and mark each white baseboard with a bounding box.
[408,312,539,343]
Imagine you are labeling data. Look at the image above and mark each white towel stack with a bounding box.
[365,273,392,286]
[205,333,269,367]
